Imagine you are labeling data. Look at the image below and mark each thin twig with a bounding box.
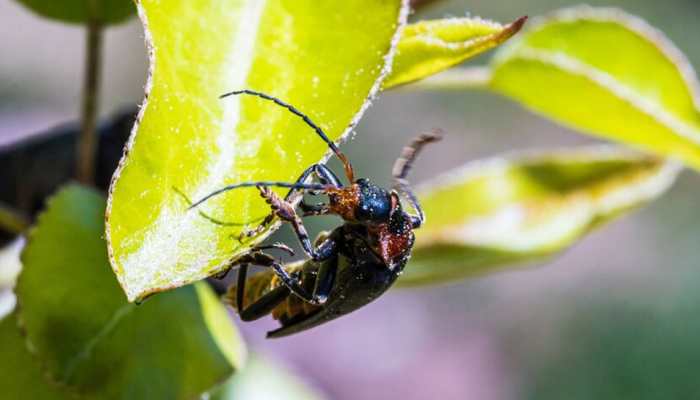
[77,14,103,184]
[402,67,492,91]
[0,203,29,234]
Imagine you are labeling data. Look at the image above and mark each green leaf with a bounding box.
[15,185,244,399]
[488,6,700,170]
[14,0,135,25]
[399,147,680,286]
[383,15,526,88]
[209,354,325,400]
[107,0,409,302]
[0,313,73,400]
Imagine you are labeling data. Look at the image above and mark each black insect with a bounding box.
[190,89,442,338]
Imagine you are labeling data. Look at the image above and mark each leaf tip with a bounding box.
[503,15,528,39]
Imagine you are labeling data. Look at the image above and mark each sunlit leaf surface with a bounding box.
[384,15,526,88]
[489,6,700,169]
[16,185,244,399]
[14,0,135,24]
[399,147,680,286]
[107,0,408,302]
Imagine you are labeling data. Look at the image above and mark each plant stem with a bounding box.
[77,17,103,185]
[0,204,29,235]
[404,67,492,91]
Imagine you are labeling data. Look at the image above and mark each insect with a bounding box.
[190,89,442,338]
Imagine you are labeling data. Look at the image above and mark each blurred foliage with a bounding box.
[209,354,325,400]
[509,272,700,399]
[0,312,74,399]
[14,0,135,25]
[11,185,244,399]
[0,109,135,232]
[0,203,28,239]
[0,239,22,291]
[400,147,679,286]
[384,15,526,88]
[107,0,409,302]
[2,1,700,398]
[488,6,700,169]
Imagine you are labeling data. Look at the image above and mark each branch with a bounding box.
[0,203,29,235]
[77,16,104,184]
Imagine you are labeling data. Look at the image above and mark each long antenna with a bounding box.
[189,181,329,210]
[220,89,355,182]
[392,129,443,224]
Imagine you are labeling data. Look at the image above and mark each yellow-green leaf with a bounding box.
[383,15,526,88]
[489,6,700,169]
[15,0,135,25]
[107,0,409,302]
[399,147,680,286]
[16,185,244,398]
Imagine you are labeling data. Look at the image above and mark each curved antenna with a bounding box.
[220,89,355,182]
[189,181,329,210]
[392,129,443,225]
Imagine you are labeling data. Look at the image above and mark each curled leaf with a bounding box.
[107,0,409,302]
[383,15,526,88]
[16,185,244,398]
[489,6,700,169]
[399,146,680,286]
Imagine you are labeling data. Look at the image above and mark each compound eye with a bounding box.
[356,183,391,222]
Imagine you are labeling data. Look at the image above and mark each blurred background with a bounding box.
[2,0,700,399]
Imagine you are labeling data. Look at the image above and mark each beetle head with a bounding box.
[354,178,392,223]
[328,178,410,228]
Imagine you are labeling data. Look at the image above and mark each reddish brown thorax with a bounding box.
[327,185,361,221]
[328,184,413,267]
[374,223,413,267]
[370,194,414,267]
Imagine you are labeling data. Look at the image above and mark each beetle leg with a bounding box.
[254,233,338,306]
[269,262,330,305]
[299,202,330,216]
[225,250,299,320]
[256,186,336,261]
[234,263,292,321]
[238,164,339,240]
[312,257,337,304]
[297,164,340,211]
[309,164,343,188]
[228,249,317,305]
[214,243,294,279]
[277,237,338,305]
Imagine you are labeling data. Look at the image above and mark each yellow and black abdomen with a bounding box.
[224,260,321,324]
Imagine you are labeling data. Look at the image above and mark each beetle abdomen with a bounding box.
[224,261,320,323]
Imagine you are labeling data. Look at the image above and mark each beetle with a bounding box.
[190,89,442,338]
